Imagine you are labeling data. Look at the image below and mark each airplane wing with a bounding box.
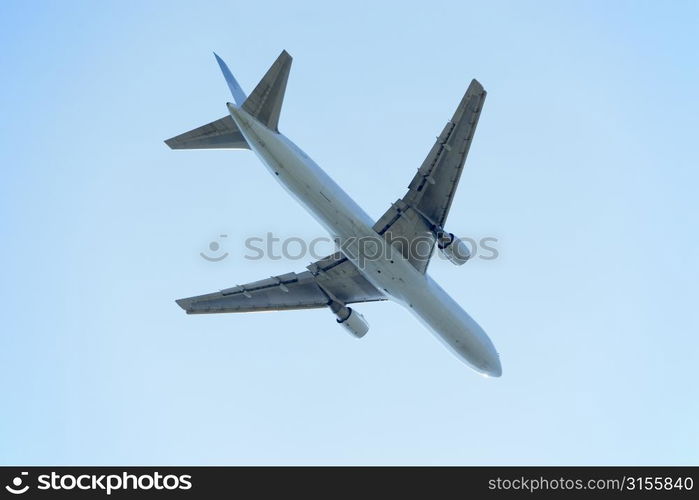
[373,79,486,273]
[176,252,385,314]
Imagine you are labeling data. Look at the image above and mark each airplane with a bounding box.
[166,50,502,377]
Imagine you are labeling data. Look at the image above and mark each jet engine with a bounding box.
[437,232,471,266]
[332,304,369,338]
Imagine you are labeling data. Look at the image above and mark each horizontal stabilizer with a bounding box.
[165,115,250,150]
[242,50,292,132]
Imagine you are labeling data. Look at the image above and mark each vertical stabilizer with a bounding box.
[214,53,247,105]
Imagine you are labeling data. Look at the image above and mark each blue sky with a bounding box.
[1,0,697,464]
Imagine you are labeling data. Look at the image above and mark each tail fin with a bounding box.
[214,53,247,106]
[241,50,292,132]
[165,50,292,150]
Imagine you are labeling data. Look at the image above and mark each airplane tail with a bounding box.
[214,53,248,106]
[240,50,292,132]
[164,50,292,150]
[164,115,250,150]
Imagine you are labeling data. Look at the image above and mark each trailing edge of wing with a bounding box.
[176,272,328,314]
[164,115,250,150]
[176,253,386,314]
[373,79,487,274]
[404,79,486,229]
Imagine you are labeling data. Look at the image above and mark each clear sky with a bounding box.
[1,0,697,465]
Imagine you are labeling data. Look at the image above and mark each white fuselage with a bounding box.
[228,104,501,377]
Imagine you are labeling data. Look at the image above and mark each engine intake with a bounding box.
[332,304,369,338]
[437,232,471,266]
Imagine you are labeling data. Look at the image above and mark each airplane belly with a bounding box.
[396,275,502,377]
[232,110,373,241]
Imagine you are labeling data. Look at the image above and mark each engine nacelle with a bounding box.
[335,306,369,339]
[437,232,471,266]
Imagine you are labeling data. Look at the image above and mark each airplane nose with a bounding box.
[482,354,502,378]
[486,360,502,377]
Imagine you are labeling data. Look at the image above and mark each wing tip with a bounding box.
[175,298,191,311]
[469,78,485,93]
[279,49,293,62]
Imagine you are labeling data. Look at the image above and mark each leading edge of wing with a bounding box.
[176,255,386,315]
